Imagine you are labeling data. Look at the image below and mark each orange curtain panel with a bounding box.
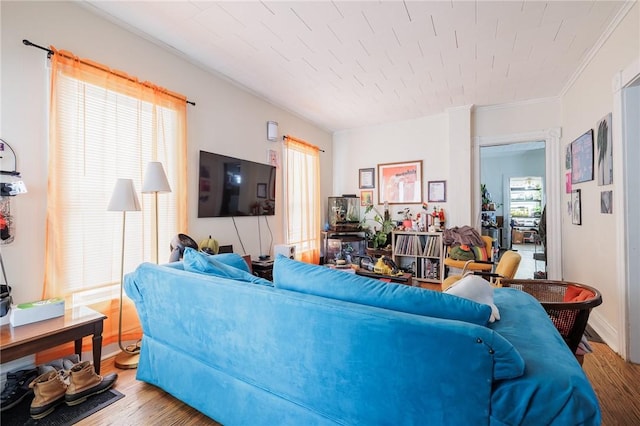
[283,135,321,264]
[42,47,187,363]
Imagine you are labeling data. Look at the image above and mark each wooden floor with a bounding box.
[80,342,640,425]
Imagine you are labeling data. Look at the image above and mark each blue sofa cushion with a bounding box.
[489,288,601,424]
[273,256,492,326]
[183,248,272,286]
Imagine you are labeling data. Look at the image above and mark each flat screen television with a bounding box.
[198,150,276,217]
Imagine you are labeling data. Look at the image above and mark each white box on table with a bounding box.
[10,297,65,327]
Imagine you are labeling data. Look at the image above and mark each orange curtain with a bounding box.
[283,135,321,264]
[41,47,187,363]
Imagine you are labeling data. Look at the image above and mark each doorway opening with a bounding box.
[479,141,546,279]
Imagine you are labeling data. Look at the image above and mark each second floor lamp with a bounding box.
[142,162,171,264]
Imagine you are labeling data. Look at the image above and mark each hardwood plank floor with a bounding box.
[583,342,640,425]
[82,342,639,425]
[76,356,221,426]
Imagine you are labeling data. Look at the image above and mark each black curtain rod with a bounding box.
[23,39,196,106]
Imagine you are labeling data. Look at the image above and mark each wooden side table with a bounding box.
[0,306,106,374]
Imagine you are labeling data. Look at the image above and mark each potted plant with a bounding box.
[397,208,413,229]
[481,184,502,211]
[361,204,395,250]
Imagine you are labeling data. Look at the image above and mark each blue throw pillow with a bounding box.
[273,256,492,326]
[183,248,272,287]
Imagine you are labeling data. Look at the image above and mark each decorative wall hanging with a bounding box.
[360,190,373,206]
[571,189,582,225]
[428,180,447,202]
[601,191,613,214]
[359,168,375,189]
[377,160,423,204]
[571,130,594,184]
[596,113,613,186]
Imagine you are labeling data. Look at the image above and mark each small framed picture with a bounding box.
[360,190,373,206]
[257,183,267,199]
[428,180,447,202]
[359,168,375,189]
[571,189,582,225]
[601,190,613,214]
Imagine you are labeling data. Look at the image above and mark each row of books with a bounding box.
[416,258,440,280]
[394,234,441,257]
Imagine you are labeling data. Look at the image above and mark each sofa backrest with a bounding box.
[273,255,493,326]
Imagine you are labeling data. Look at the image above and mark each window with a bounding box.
[43,47,187,355]
[283,136,320,264]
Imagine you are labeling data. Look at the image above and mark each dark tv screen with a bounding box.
[198,150,276,217]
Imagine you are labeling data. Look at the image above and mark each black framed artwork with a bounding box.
[571,130,594,184]
[571,189,582,225]
[359,168,375,189]
[428,180,446,202]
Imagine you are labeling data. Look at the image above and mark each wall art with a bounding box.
[596,113,613,186]
[359,168,375,189]
[377,160,423,204]
[571,189,582,225]
[428,180,447,202]
[571,130,594,184]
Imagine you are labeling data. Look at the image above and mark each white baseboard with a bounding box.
[588,310,620,356]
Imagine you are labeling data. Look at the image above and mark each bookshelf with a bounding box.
[391,231,444,284]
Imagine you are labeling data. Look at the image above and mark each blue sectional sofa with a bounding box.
[124,250,600,425]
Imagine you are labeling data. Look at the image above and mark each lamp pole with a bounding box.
[142,162,171,264]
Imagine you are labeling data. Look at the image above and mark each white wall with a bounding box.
[560,3,639,351]
[0,1,332,304]
[474,98,562,138]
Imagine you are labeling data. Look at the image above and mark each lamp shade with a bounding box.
[142,162,171,193]
[107,179,141,212]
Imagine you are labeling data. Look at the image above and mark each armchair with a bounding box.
[443,235,494,276]
[442,250,521,291]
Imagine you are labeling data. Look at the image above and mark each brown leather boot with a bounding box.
[29,370,67,419]
[65,361,117,406]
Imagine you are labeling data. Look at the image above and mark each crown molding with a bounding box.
[560,0,637,97]
[474,96,560,113]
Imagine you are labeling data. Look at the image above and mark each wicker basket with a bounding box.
[501,279,602,354]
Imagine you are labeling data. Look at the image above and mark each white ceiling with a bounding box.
[82,0,628,132]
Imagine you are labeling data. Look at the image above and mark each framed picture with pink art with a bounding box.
[377,160,423,204]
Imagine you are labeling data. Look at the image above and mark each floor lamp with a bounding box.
[107,178,141,369]
[142,162,171,264]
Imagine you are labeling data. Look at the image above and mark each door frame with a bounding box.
[612,58,640,362]
[473,128,562,279]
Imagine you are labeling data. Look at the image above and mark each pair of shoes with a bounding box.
[37,353,80,376]
[0,368,39,412]
[64,361,118,406]
[29,361,118,419]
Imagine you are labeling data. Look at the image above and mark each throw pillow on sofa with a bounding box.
[183,248,272,286]
[444,275,500,323]
[273,255,492,326]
